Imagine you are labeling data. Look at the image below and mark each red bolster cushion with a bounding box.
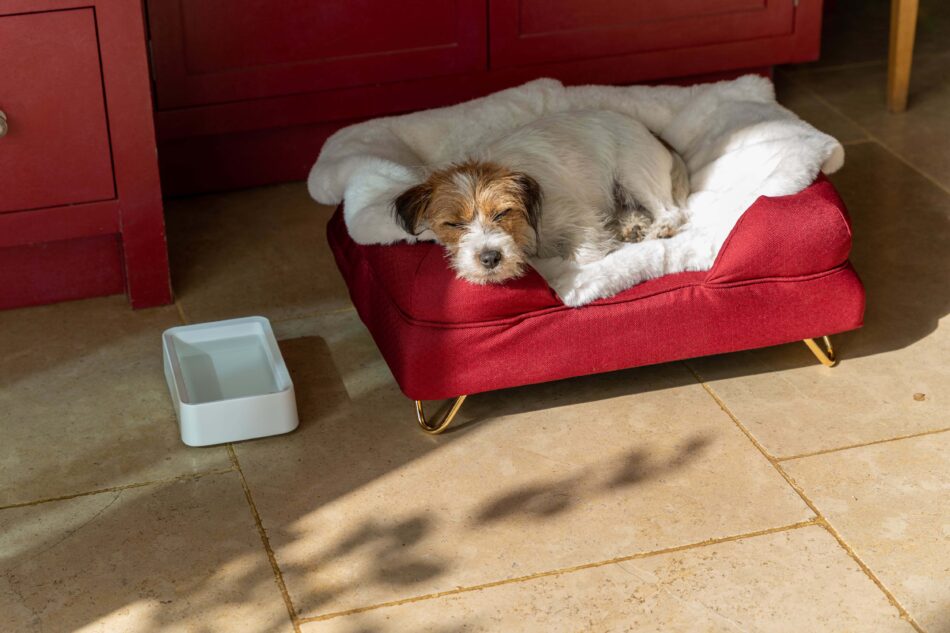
[705,176,853,284]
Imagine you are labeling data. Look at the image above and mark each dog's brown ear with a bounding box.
[513,172,542,236]
[392,182,433,235]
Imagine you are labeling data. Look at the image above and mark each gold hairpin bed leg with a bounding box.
[415,395,468,435]
[803,336,838,367]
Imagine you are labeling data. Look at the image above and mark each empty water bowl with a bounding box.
[162,316,298,446]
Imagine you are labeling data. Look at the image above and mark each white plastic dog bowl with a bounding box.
[162,316,298,446]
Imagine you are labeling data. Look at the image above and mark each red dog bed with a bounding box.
[327,176,865,433]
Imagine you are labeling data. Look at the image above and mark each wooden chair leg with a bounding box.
[887,0,919,113]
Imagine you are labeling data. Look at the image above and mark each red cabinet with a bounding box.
[149,0,824,195]
[0,1,171,310]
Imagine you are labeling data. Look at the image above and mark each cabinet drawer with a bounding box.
[148,0,489,109]
[0,9,115,214]
[490,0,795,68]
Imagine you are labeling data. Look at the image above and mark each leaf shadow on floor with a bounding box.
[473,435,710,525]
[1,331,716,633]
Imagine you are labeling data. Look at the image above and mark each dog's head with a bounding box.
[392,161,542,284]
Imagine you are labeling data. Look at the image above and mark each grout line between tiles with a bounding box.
[174,299,190,325]
[777,425,950,462]
[298,519,819,624]
[840,138,874,147]
[682,360,926,633]
[0,467,236,512]
[269,305,357,326]
[781,59,885,75]
[781,50,950,77]
[174,303,357,330]
[227,444,301,633]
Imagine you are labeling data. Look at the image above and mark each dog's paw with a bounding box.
[618,212,653,243]
[646,221,680,240]
[620,222,648,243]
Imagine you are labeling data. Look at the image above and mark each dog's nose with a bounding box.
[479,250,502,269]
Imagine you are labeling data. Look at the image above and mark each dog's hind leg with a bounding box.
[621,187,684,241]
[615,142,690,241]
[645,146,690,239]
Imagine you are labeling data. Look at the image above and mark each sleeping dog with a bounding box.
[392,110,689,284]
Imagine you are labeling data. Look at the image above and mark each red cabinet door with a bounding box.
[489,0,795,68]
[0,9,115,214]
[148,0,489,109]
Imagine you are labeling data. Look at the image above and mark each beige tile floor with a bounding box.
[3,4,950,631]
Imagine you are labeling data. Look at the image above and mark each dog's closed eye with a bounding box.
[492,208,512,222]
[442,221,466,229]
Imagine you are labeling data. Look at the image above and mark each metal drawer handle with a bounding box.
[0,111,7,138]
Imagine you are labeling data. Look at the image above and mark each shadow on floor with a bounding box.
[675,141,949,378]
[832,144,950,360]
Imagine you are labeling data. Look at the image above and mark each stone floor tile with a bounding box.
[301,526,911,633]
[784,432,950,632]
[0,472,291,633]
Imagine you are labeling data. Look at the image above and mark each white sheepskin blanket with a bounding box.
[308,76,844,306]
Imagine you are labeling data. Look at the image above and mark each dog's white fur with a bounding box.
[466,110,687,269]
[308,76,845,306]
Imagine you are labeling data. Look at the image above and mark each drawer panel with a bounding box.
[490,0,795,68]
[0,9,115,214]
[147,0,488,109]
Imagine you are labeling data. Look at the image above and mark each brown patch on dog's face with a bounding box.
[392,161,542,283]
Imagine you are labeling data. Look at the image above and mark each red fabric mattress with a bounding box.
[327,177,865,400]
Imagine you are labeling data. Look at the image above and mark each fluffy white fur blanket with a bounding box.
[308,76,844,306]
